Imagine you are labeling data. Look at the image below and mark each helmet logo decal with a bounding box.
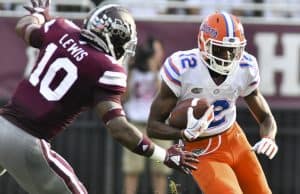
[200,23,218,38]
[91,14,131,40]
[92,16,105,32]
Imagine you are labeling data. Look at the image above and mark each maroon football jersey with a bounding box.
[0,19,127,140]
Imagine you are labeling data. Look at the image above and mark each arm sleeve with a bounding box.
[29,18,77,49]
[240,57,261,97]
[160,56,182,97]
[91,55,127,103]
[93,70,126,105]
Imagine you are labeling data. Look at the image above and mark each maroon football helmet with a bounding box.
[81,4,137,65]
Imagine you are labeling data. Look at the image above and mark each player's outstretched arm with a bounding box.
[95,100,199,174]
[244,89,278,159]
[16,0,50,46]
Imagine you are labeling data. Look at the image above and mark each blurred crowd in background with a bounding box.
[1,0,300,19]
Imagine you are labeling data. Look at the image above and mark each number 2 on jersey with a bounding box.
[29,43,78,101]
[209,100,230,128]
[180,54,197,69]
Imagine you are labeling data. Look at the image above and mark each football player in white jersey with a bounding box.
[0,1,199,193]
[147,11,278,194]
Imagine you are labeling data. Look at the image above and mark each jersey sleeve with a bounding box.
[93,66,127,105]
[98,70,127,93]
[160,54,182,97]
[239,54,261,97]
[29,18,78,48]
[96,55,127,95]
[29,19,56,48]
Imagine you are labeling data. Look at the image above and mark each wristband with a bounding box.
[132,135,151,156]
[150,144,167,162]
[32,13,45,24]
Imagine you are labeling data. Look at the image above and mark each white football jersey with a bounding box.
[160,48,260,136]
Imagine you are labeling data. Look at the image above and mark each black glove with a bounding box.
[24,0,51,21]
[164,144,198,174]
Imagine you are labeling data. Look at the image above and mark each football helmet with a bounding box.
[198,12,247,75]
[81,4,137,65]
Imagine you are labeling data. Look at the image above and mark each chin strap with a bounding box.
[104,33,116,59]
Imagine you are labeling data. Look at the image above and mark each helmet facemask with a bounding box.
[203,37,246,75]
[119,36,137,69]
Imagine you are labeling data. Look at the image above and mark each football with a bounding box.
[168,98,210,129]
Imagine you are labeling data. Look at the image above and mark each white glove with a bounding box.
[252,137,278,159]
[183,105,214,141]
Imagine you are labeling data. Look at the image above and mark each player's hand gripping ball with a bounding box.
[168,98,214,141]
[168,98,211,129]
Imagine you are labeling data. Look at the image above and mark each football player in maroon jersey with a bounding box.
[0,1,198,193]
